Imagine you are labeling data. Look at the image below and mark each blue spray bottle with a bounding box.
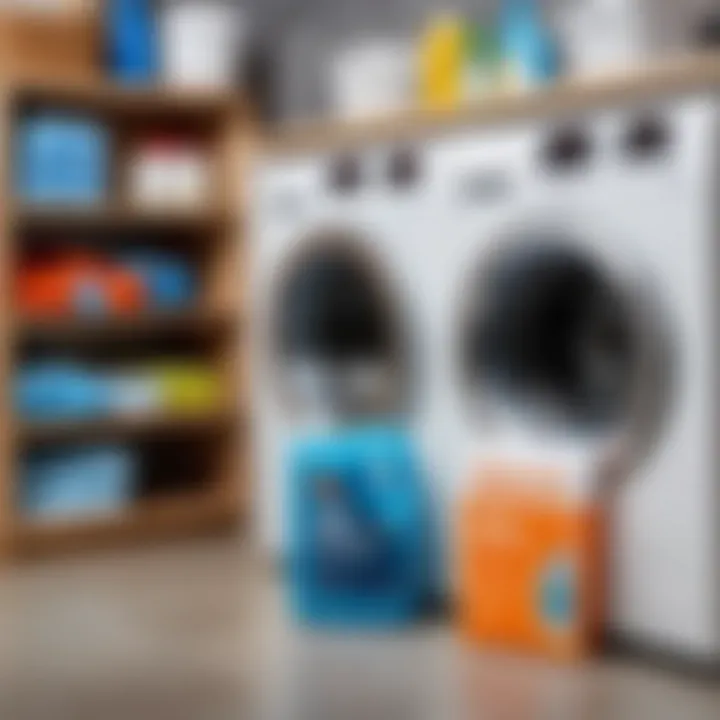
[501,0,561,88]
[106,0,158,84]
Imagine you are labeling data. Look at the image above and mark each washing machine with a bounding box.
[253,90,720,664]
[250,146,435,556]
[421,93,720,664]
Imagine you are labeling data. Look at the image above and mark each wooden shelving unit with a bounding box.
[11,203,233,231]
[14,490,237,559]
[18,409,238,445]
[20,309,234,343]
[0,77,250,559]
[10,76,240,118]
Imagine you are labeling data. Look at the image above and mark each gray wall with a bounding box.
[244,0,506,120]
[242,0,720,121]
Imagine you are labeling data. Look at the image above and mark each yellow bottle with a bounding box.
[419,13,466,111]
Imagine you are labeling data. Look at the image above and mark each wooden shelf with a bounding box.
[12,203,231,231]
[19,410,237,446]
[0,72,249,562]
[266,52,720,156]
[9,76,241,119]
[19,310,236,343]
[13,491,239,558]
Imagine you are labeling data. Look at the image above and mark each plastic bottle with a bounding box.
[500,0,560,90]
[107,0,158,84]
[418,12,466,110]
[464,21,503,99]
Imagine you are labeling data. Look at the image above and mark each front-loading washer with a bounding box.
[426,94,720,664]
[251,147,434,555]
[254,91,720,665]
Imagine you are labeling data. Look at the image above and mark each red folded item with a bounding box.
[17,253,147,317]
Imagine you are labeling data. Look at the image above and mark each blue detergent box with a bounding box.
[119,252,197,310]
[21,445,137,520]
[287,425,436,629]
[15,114,110,205]
[15,362,112,422]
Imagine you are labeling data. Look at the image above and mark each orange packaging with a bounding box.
[455,462,605,660]
[17,255,146,317]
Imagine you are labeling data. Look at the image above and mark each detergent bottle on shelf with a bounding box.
[463,20,503,99]
[500,0,561,90]
[418,11,467,110]
[107,0,158,84]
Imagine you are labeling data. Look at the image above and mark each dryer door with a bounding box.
[271,231,408,421]
[458,235,671,468]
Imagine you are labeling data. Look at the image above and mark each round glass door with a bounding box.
[273,233,406,419]
[460,239,671,450]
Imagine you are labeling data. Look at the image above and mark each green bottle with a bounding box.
[463,22,503,100]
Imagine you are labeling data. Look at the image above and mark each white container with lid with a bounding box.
[329,39,415,120]
[128,138,210,209]
[558,0,714,78]
[559,0,651,78]
[159,0,246,89]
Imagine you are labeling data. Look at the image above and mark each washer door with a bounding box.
[459,236,672,463]
[272,231,407,419]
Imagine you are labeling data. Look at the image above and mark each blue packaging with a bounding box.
[287,425,435,628]
[21,446,136,520]
[15,115,110,205]
[16,362,111,422]
[106,0,158,83]
[501,0,561,86]
[119,252,197,309]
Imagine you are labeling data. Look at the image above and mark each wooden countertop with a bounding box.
[265,53,720,157]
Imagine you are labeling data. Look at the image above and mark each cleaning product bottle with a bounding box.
[464,20,503,99]
[107,0,158,84]
[501,0,561,90]
[419,12,466,111]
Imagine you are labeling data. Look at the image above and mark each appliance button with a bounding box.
[330,154,362,193]
[544,128,592,172]
[388,147,420,189]
[625,116,670,159]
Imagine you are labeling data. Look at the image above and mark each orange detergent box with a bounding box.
[455,448,606,660]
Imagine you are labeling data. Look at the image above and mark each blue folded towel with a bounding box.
[119,252,197,309]
[21,445,137,519]
[16,362,111,421]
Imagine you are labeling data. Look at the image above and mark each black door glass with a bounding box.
[279,246,391,364]
[463,243,636,430]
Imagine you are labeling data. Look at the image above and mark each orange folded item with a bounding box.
[17,254,146,317]
[455,460,605,661]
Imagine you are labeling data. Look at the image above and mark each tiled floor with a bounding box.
[0,539,718,720]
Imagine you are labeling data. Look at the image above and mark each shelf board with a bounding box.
[19,409,237,446]
[19,310,235,343]
[12,203,231,231]
[266,52,720,156]
[13,491,238,558]
[10,76,240,118]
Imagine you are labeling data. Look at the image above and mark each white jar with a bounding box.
[329,40,415,120]
[170,150,211,207]
[558,0,714,78]
[160,0,246,90]
[559,0,651,77]
[128,140,210,209]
